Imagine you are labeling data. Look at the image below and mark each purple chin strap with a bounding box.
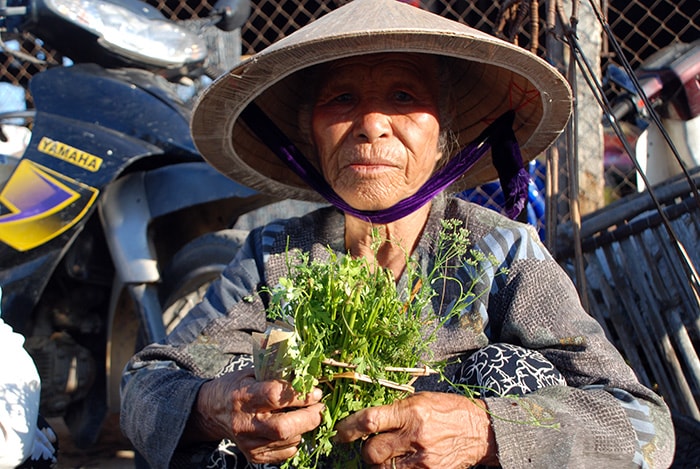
[240,104,529,223]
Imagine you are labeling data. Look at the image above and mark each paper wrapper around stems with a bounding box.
[252,324,296,381]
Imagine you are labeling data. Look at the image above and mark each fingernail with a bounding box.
[311,388,323,400]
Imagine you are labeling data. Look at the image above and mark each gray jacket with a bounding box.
[121,195,674,468]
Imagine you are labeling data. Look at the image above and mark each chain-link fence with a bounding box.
[146,0,698,63]
[1,0,698,226]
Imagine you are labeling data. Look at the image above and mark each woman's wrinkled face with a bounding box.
[311,53,443,211]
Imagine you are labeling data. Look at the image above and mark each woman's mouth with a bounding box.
[345,161,396,175]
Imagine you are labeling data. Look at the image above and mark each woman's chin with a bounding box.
[346,199,412,215]
[338,190,397,212]
[334,181,400,207]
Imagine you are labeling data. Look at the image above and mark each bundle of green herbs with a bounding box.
[257,219,501,468]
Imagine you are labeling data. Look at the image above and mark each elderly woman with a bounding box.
[120,1,674,468]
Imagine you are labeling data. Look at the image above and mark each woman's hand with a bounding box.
[185,368,324,464]
[334,392,499,468]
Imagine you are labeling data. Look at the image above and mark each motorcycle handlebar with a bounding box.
[608,96,637,123]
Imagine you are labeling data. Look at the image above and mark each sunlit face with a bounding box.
[311,53,443,211]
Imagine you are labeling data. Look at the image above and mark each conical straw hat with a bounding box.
[191,0,572,202]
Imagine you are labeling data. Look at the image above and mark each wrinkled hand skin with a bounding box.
[185,369,324,464]
[334,392,499,468]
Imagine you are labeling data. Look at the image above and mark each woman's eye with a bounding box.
[394,90,414,102]
[332,93,353,103]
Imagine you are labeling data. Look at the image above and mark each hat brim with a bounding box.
[191,0,572,203]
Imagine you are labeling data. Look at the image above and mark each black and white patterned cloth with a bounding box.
[454,343,567,398]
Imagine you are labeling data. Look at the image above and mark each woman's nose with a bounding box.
[353,103,392,142]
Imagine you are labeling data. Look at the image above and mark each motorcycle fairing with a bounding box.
[0,159,99,251]
[30,64,197,158]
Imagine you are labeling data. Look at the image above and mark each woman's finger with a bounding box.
[361,431,407,466]
[237,421,306,463]
[334,403,403,443]
[246,380,323,411]
[245,439,301,464]
[252,402,325,440]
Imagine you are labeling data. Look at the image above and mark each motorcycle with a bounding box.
[0,0,311,448]
[604,38,700,194]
